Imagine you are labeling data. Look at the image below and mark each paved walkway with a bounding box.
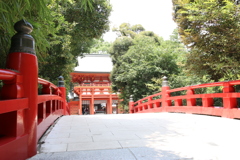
[29,113,240,160]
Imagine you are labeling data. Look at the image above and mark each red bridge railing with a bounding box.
[37,77,69,140]
[79,82,111,86]
[129,76,240,119]
[0,20,69,160]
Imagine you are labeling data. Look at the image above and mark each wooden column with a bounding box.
[109,94,112,114]
[90,88,94,115]
[77,88,82,115]
[79,94,82,115]
[106,99,109,114]
[107,92,112,114]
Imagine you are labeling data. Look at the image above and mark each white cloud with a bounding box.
[103,0,177,42]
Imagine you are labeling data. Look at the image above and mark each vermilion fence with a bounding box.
[0,20,69,160]
[37,77,69,140]
[129,77,240,119]
[79,82,111,86]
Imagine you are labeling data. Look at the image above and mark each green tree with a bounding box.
[109,24,179,107]
[0,0,112,94]
[38,0,112,91]
[66,0,112,56]
[89,38,111,54]
[0,0,51,68]
[0,0,94,68]
[112,23,145,38]
[172,0,240,81]
[146,30,215,105]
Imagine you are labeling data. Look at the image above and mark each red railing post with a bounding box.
[202,97,214,107]
[161,76,171,110]
[148,97,153,109]
[129,95,134,113]
[222,82,237,109]
[41,84,51,94]
[175,99,182,106]
[128,78,240,118]
[6,20,38,157]
[58,76,67,115]
[186,88,196,106]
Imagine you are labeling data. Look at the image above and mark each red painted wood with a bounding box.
[38,95,63,104]
[38,78,61,95]
[130,80,240,119]
[6,52,38,157]
[0,57,69,159]
[0,98,28,114]
[0,135,28,160]
[0,21,69,160]
[0,69,17,81]
[59,87,67,115]
[70,73,120,115]
[37,109,63,140]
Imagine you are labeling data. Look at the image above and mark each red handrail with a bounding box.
[79,82,111,86]
[38,78,62,95]
[130,80,240,119]
[38,78,59,90]
[0,69,17,80]
[0,20,69,160]
[36,78,69,140]
[0,71,68,160]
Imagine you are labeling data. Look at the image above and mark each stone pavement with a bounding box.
[29,113,240,160]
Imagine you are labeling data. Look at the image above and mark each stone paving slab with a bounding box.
[29,147,192,160]
[29,113,240,160]
[68,141,122,151]
[29,148,136,160]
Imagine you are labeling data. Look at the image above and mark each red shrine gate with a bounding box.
[69,72,120,115]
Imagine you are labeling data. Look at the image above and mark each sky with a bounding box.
[75,54,112,72]
[103,0,178,42]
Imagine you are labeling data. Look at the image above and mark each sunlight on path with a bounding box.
[29,113,240,160]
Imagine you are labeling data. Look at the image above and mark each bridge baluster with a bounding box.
[148,97,153,109]
[161,76,171,110]
[58,76,67,115]
[202,98,214,107]
[129,76,240,119]
[186,88,196,106]
[155,101,161,108]
[6,20,38,157]
[129,95,134,114]
[175,99,182,106]
[222,82,237,109]
[41,84,52,94]
[0,20,69,160]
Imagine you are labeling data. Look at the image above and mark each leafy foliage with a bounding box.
[0,0,112,94]
[0,0,52,67]
[38,0,112,92]
[109,24,182,106]
[172,0,240,81]
[89,38,111,54]
[112,23,145,38]
[66,0,112,56]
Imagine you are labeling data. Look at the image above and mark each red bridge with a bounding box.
[0,20,69,160]
[129,76,240,119]
[1,20,240,159]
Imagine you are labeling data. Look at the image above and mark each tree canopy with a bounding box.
[89,38,111,54]
[0,0,112,92]
[39,0,112,89]
[172,0,240,81]
[109,23,185,107]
